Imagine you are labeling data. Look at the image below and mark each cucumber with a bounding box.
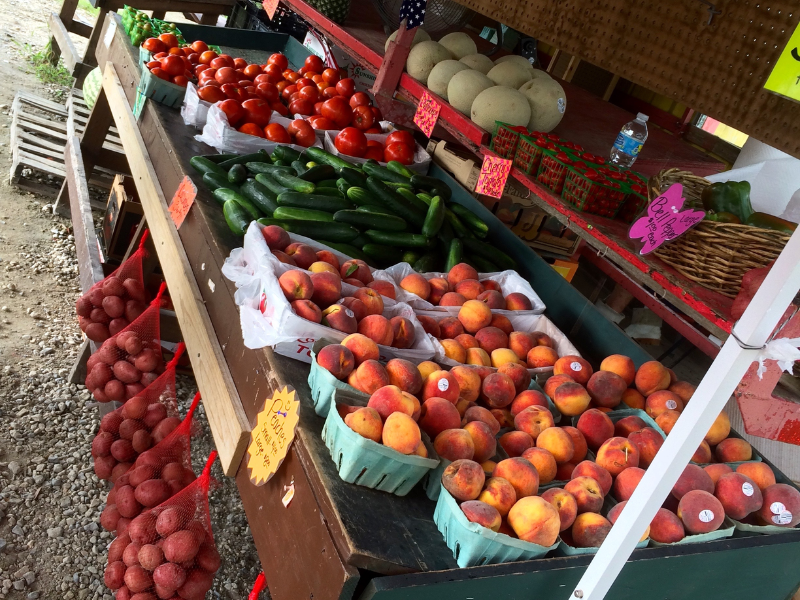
[445,238,463,272]
[271,146,302,163]
[202,172,234,193]
[386,160,415,178]
[385,181,413,191]
[396,187,430,214]
[364,230,431,248]
[272,160,290,167]
[190,156,226,177]
[218,151,269,169]
[317,179,339,188]
[461,237,516,270]
[445,208,473,239]
[201,153,238,163]
[271,170,316,194]
[256,217,285,227]
[245,162,294,175]
[298,164,336,182]
[365,177,425,228]
[413,253,442,273]
[281,222,360,242]
[213,188,262,220]
[422,196,445,237]
[228,164,247,184]
[336,179,351,194]
[338,166,368,188]
[223,199,251,236]
[305,147,354,171]
[451,204,489,238]
[351,233,370,248]
[362,243,404,264]
[437,220,454,246]
[356,205,395,216]
[410,174,452,201]
[254,173,289,196]
[347,186,382,207]
[416,192,433,205]
[241,179,278,215]
[313,188,345,198]
[291,160,308,176]
[273,207,334,222]
[318,241,374,265]
[362,161,412,184]
[401,250,423,265]
[277,192,352,212]
[466,253,500,273]
[333,210,407,231]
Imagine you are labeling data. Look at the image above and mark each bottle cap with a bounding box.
[636,113,649,122]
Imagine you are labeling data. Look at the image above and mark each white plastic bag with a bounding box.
[181,81,212,129]
[323,130,432,175]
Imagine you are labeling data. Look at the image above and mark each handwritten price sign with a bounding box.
[413,91,441,138]
[475,155,512,199]
[628,183,705,255]
[247,386,300,486]
[168,176,196,230]
[263,0,279,20]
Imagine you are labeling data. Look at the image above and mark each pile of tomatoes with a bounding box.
[333,128,416,165]
[142,33,196,87]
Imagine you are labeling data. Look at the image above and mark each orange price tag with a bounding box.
[168,176,196,230]
[413,91,441,138]
[263,0,279,20]
[475,155,512,199]
[247,386,300,486]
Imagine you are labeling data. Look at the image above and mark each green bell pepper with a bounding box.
[745,212,797,233]
[701,180,753,223]
[704,211,741,224]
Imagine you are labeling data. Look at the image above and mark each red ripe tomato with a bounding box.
[199,51,217,65]
[187,53,200,65]
[153,52,168,60]
[243,64,262,79]
[221,84,248,102]
[295,77,314,89]
[181,56,193,71]
[198,70,217,85]
[386,130,415,148]
[307,116,337,130]
[297,65,312,75]
[238,123,266,138]
[285,71,301,84]
[238,79,252,88]
[201,79,220,88]
[276,80,289,94]
[322,86,339,99]
[264,63,284,80]
[366,140,383,149]
[255,82,279,102]
[384,142,414,165]
[322,68,340,85]
[264,123,292,143]
[218,99,246,127]
[365,126,382,134]
[371,105,383,121]
[271,102,289,116]
[313,101,324,115]
[158,33,178,49]
[268,53,289,71]
[364,146,384,161]
[311,74,324,84]
[142,38,167,54]
[241,99,273,127]
[298,85,319,103]
[291,120,316,147]
[304,55,324,73]
[289,98,314,116]
[335,127,368,158]
[335,78,356,98]
[191,40,209,54]
[211,56,233,70]
[246,86,257,96]
[349,92,371,108]
[146,60,160,70]
[197,86,226,103]
[321,97,353,128]
[352,105,375,130]
[233,57,248,70]
[215,67,239,84]
[172,76,189,87]
[316,82,329,93]
[281,84,297,102]
[150,67,170,81]
[194,64,210,76]
[160,55,185,77]
[168,47,185,56]
[287,119,304,136]
[289,92,301,104]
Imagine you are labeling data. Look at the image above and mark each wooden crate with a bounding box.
[102,175,143,261]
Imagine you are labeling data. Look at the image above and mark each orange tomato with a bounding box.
[142,38,167,54]
[158,33,179,49]
[150,67,170,81]
[198,51,217,65]
[311,74,324,84]
[191,40,209,54]
[264,123,291,143]
[316,82,329,93]
[322,86,339,99]
[285,71,300,83]
[168,47,185,56]
[146,60,160,70]
[243,64,262,79]
[197,86,226,103]
[322,68,340,85]
[234,57,248,70]
[268,53,289,71]
[275,80,289,93]
[238,123,266,138]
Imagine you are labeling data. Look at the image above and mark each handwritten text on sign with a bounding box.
[168,176,196,230]
[414,91,441,138]
[475,155,512,199]
[764,22,800,102]
[247,386,300,486]
[628,183,705,255]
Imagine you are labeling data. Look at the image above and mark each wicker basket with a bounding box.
[650,169,791,298]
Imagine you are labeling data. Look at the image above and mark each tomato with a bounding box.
[146,60,160,70]
[281,84,297,102]
[297,65,311,76]
[201,79,220,88]
[264,123,292,143]
[238,123,265,138]
[275,80,289,94]
[194,63,210,75]
[215,67,238,84]
[364,146,384,161]
[385,130,415,148]
[307,116,337,130]
[168,47,185,56]
[366,140,383,149]
[371,105,383,121]
[268,53,288,71]
[191,40,209,54]
[384,142,414,165]
[335,127,368,158]
[218,99,245,126]
[298,85,319,103]
[243,64,262,79]
[241,98,273,127]
[304,55,324,73]
[335,78,356,98]
[271,102,289,116]
[349,92,371,108]
[197,86,227,103]
[352,105,375,130]
[238,80,252,88]
[365,126,382,134]
[311,74,324,84]
[290,120,316,147]
[313,101,324,115]
[255,82,279,102]
[221,84,248,102]
[198,70,217,84]
[143,38,167,54]
[211,56,234,70]
[285,71,300,83]
[172,76,189,87]
[316,82,329,94]
[264,63,284,80]
[234,57,248,70]
[322,86,339,99]
[160,55,185,77]
[153,52,168,60]
[295,77,314,89]
[289,98,314,116]
[321,96,353,128]
[150,67,170,81]
[199,50,217,65]
[181,56,193,71]
[187,52,200,65]
[322,68,340,85]
[288,92,301,104]
[158,33,179,49]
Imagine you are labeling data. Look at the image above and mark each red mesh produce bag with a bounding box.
[77,231,151,343]
[101,392,202,535]
[93,343,186,484]
[104,451,221,600]
[86,282,167,403]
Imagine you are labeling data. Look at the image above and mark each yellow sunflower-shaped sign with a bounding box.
[247,386,300,486]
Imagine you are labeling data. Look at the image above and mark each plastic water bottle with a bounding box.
[609,113,649,168]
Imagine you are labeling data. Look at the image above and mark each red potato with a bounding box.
[107,486,118,504]
[135,479,172,508]
[177,569,213,600]
[100,504,122,532]
[125,383,146,400]
[104,379,126,402]
[126,300,147,322]
[101,411,124,434]
[186,521,207,543]
[97,343,120,365]
[111,462,133,483]
[138,544,164,571]
[87,352,102,371]
[130,593,157,600]
[143,404,168,428]
[76,296,93,317]
[119,419,146,440]
[94,455,116,480]
[163,530,201,563]
[103,295,126,318]
[78,316,90,332]
[88,287,105,307]
[92,431,114,457]
[116,485,143,519]
[88,363,113,389]
[123,278,147,302]
[109,318,130,336]
[196,543,221,573]
[155,507,184,537]
[129,513,158,545]
[104,561,126,590]
[128,465,158,487]
[124,565,153,593]
[114,361,142,384]
[134,349,160,373]
[152,417,181,444]
[116,586,132,600]
[167,479,185,496]
[108,533,131,563]
[160,462,185,482]
[103,277,126,297]
[123,396,149,420]
[140,372,159,387]
[126,335,144,356]
[153,562,187,593]
[123,542,142,567]
[116,331,137,350]
[132,429,153,453]
[116,473,131,488]
[116,517,132,537]
[90,307,111,324]
[92,388,110,403]
[111,439,137,463]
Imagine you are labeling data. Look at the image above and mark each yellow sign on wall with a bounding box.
[764,23,800,102]
[247,386,300,486]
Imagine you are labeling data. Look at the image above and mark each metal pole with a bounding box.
[570,227,800,600]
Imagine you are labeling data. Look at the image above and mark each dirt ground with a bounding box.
[0,3,265,600]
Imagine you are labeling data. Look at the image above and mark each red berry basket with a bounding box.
[561,166,630,218]
[536,148,577,195]
[490,122,527,159]
[513,134,547,175]
[616,188,649,223]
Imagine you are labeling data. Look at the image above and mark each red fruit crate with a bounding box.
[561,167,630,219]
[490,122,526,159]
[616,189,649,223]
[536,148,576,195]
[513,134,547,175]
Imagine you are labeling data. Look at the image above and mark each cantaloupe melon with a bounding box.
[427,60,469,99]
[384,28,431,52]
[471,86,531,131]
[530,69,552,81]
[447,70,494,115]
[459,53,494,74]
[406,41,453,84]
[438,32,477,60]
[494,55,536,78]
[519,78,567,132]
[487,61,532,89]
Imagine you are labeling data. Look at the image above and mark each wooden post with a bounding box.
[48,0,80,64]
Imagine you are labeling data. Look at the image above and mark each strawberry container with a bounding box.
[536,148,576,195]
[513,134,547,175]
[490,122,527,159]
[561,167,630,219]
[617,188,649,223]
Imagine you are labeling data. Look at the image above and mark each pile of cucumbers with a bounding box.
[189,145,516,273]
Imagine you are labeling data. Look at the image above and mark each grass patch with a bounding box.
[77,0,100,16]
[26,42,73,87]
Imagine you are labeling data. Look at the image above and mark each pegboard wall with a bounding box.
[455,0,800,158]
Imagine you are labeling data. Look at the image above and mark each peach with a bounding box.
[340,259,372,284]
[427,278,450,305]
[492,348,522,369]
[367,384,414,420]
[344,407,383,443]
[350,360,389,395]
[475,325,512,356]
[677,490,725,533]
[537,427,574,464]
[458,300,493,334]
[390,317,416,349]
[756,484,800,527]
[565,476,604,513]
[596,437,639,477]
[572,513,612,548]
[450,366,481,402]
[455,279,485,300]
[465,347,492,366]
[454,333,479,349]
[279,270,313,301]
[522,447,557,484]
[385,359,423,395]
[562,427,588,463]
[526,346,559,368]
[553,382,591,417]
[441,339,467,363]
[510,390,548,416]
[285,243,317,269]
[669,381,696,404]
[455,398,474,417]
[586,371,627,408]
[481,373,517,408]
[614,416,647,438]
[463,421,497,463]
[481,460,497,477]
[441,459,484,501]
[339,297,368,321]
[620,388,646,410]
[736,462,776,491]
[423,370,460,404]
[479,477,517,516]
[490,315,513,335]
[464,406,501,435]
[461,500,502,531]
[262,224,290,250]
[606,500,651,541]
[382,412,421,454]
[541,488,578,530]
[417,315,440,338]
[414,441,429,457]
[544,374,574,399]
[715,438,752,463]
[667,368,678,384]
[672,464,714,500]
[478,290,505,309]
[649,507,686,543]
[316,344,355,379]
[481,280,500,292]
[498,431,534,457]
[434,429,475,461]
[341,333,380,365]
[309,261,339,275]
[655,409,680,434]
[490,408,512,428]
[613,467,646,501]
[556,462,577,480]
[345,278,365,288]
[358,314,394,346]
[400,273,431,300]
[498,520,516,538]
[439,292,467,306]
[705,412,731,446]
[507,496,560,546]
[715,472,763,520]
[352,288,383,316]
[645,390,683,418]
[406,391,422,421]
[705,463,733,485]
[628,427,664,468]
[508,331,535,361]
[576,409,615,450]
[367,279,396,299]
[505,293,533,311]
[273,250,296,266]
[321,304,358,334]
[498,363,531,394]
[316,249,340,271]
[692,441,713,464]
[514,406,554,440]
[292,299,322,323]
[473,366,493,382]
[554,356,592,385]
[438,317,464,339]
[494,457,540,499]
[531,332,555,348]
[599,354,636,386]
[417,361,440,381]
[635,361,671,396]
[447,263,478,287]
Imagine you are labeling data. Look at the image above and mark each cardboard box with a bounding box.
[102,175,143,262]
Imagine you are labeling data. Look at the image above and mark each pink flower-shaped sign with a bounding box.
[628,183,706,255]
